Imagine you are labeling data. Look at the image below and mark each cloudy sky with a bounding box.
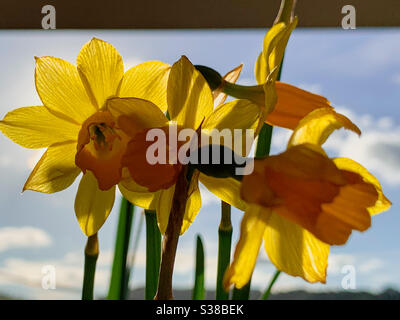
[0,27,399,299]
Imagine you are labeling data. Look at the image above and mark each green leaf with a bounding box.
[145,210,161,300]
[192,235,205,300]
[216,201,232,300]
[107,197,135,300]
[261,270,281,300]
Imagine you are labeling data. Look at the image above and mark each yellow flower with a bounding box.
[214,18,331,132]
[0,38,170,236]
[224,108,391,289]
[107,56,261,235]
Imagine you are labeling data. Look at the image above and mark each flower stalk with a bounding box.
[82,233,99,300]
[154,167,190,300]
[261,270,281,300]
[145,209,162,300]
[107,197,135,300]
[216,201,233,300]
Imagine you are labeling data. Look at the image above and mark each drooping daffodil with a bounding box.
[224,108,391,289]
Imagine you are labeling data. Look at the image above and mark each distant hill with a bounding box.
[128,287,400,300]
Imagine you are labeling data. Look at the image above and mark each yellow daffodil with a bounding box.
[255,17,335,130]
[0,38,171,236]
[215,17,332,132]
[107,56,261,235]
[224,108,391,289]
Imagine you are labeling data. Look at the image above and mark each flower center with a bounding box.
[89,122,120,153]
[76,111,127,190]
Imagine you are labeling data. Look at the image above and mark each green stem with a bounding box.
[82,234,99,300]
[261,270,281,300]
[107,198,135,300]
[192,235,205,300]
[232,278,252,300]
[216,201,232,300]
[145,209,161,300]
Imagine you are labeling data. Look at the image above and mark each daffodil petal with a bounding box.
[288,107,361,148]
[75,171,115,236]
[119,61,170,112]
[167,56,213,129]
[118,183,159,210]
[35,57,96,123]
[77,38,124,109]
[333,158,391,215]
[106,97,168,136]
[157,185,175,234]
[266,81,333,130]
[255,52,267,85]
[266,18,297,80]
[255,18,297,84]
[213,64,243,107]
[224,205,270,290]
[180,171,201,235]
[263,212,329,283]
[242,145,377,245]
[23,142,80,193]
[0,106,80,149]
[199,174,247,211]
[202,99,260,157]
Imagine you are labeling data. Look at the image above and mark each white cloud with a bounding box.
[0,227,52,252]
[199,184,219,207]
[0,249,115,299]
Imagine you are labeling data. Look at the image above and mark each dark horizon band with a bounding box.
[0,0,399,29]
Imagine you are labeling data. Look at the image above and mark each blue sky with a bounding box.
[0,28,399,299]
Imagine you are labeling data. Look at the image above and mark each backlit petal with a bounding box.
[118,183,159,210]
[0,106,79,149]
[263,212,329,283]
[35,57,96,123]
[255,18,297,84]
[213,65,243,107]
[224,205,271,290]
[199,174,247,211]
[288,108,361,148]
[23,142,80,193]
[202,99,260,156]
[255,52,267,85]
[119,61,170,112]
[167,56,213,129]
[77,38,124,108]
[157,185,175,234]
[75,171,115,236]
[333,157,391,216]
[106,97,168,138]
[266,82,333,130]
[180,171,201,235]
